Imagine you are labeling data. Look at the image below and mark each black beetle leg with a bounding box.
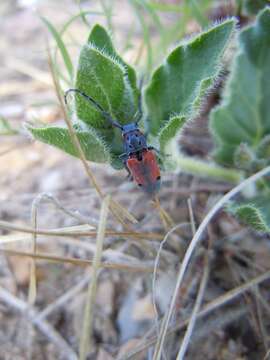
[148,146,159,154]
[119,153,133,181]
[148,146,170,158]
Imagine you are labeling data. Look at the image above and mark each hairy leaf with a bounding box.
[72,26,140,165]
[158,115,185,156]
[28,125,110,163]
[211,8,270,166]
[243,0,269,15]
[145,19,235,137]
[75,45,136,127]
[88,24,138,94]
[228,195,270,233]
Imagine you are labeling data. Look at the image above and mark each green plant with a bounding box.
[210,7,270,231]
[28,1,270,234]
[0,117,18,135]
[28,19,237,176]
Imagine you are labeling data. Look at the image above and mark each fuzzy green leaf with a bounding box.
[28,125,110,163]
[75,45,136,128]
[0,117,17,135]
[41,17,74,80]
[211,8,270,166]
[88,24,138,94]
[144,19,235,137]
[243,0,269,15]
[228,195,270,233]
[158,115,185,155]
[73,27,140,165]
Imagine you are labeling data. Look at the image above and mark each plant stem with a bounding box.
[174,156,243,184]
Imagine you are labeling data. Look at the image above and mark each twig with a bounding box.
[0,248,153,273]
[32,192,95,226]
[0,220,163,240]
[38,275,91,320]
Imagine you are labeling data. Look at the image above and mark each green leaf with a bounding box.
[228,195,270,233]
[210,8,270,166]
[158,115,185,155]
[0,117,17,135]
[28,125,110,163]
[76,46,135,125]
[145,19,235,137]
[243,0,269,15]
[73,26,140,161]
[41,17,74,80]
[233,143,255,170]
[74,45,138,152]
[87,24,138,100]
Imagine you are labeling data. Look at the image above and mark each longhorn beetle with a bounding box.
[64,89,161,195]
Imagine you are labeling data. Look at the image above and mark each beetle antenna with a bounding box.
[134,76,144,125]
[64,88,123,130]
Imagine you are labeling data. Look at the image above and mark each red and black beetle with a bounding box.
[64,89,161,196]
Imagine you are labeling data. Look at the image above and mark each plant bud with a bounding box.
[233,143,254,170]
[257,135,270,159]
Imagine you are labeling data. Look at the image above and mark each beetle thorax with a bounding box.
[122,125,147,154]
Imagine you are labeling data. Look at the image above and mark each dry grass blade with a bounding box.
[79,195,110,360]
[176,253,209,360]
[153,166,270,360]
[28,197,39,305]
[0,220,162,240]
[175,197,206,360]
[0,248,153,273]
[187,198,196,236]
[153,196,174,230]
[0,286,77,360]
[110,198,138,224]
[121,268,270,360]
[152,222,189,330]
[38,275,91,320]
[0,232,155,271]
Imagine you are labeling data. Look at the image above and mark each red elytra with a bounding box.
[126,149,161,195]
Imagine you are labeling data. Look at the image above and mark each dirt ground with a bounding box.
[1,1,270,359]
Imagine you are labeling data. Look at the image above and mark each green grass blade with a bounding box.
[41,16,74,80]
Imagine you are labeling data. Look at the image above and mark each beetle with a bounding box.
[64,88,161,195]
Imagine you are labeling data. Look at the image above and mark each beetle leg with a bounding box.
[148,146,159,154]
[119,153,133,181]
[148,146,170,158]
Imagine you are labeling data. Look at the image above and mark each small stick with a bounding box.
[1,248,153,273]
